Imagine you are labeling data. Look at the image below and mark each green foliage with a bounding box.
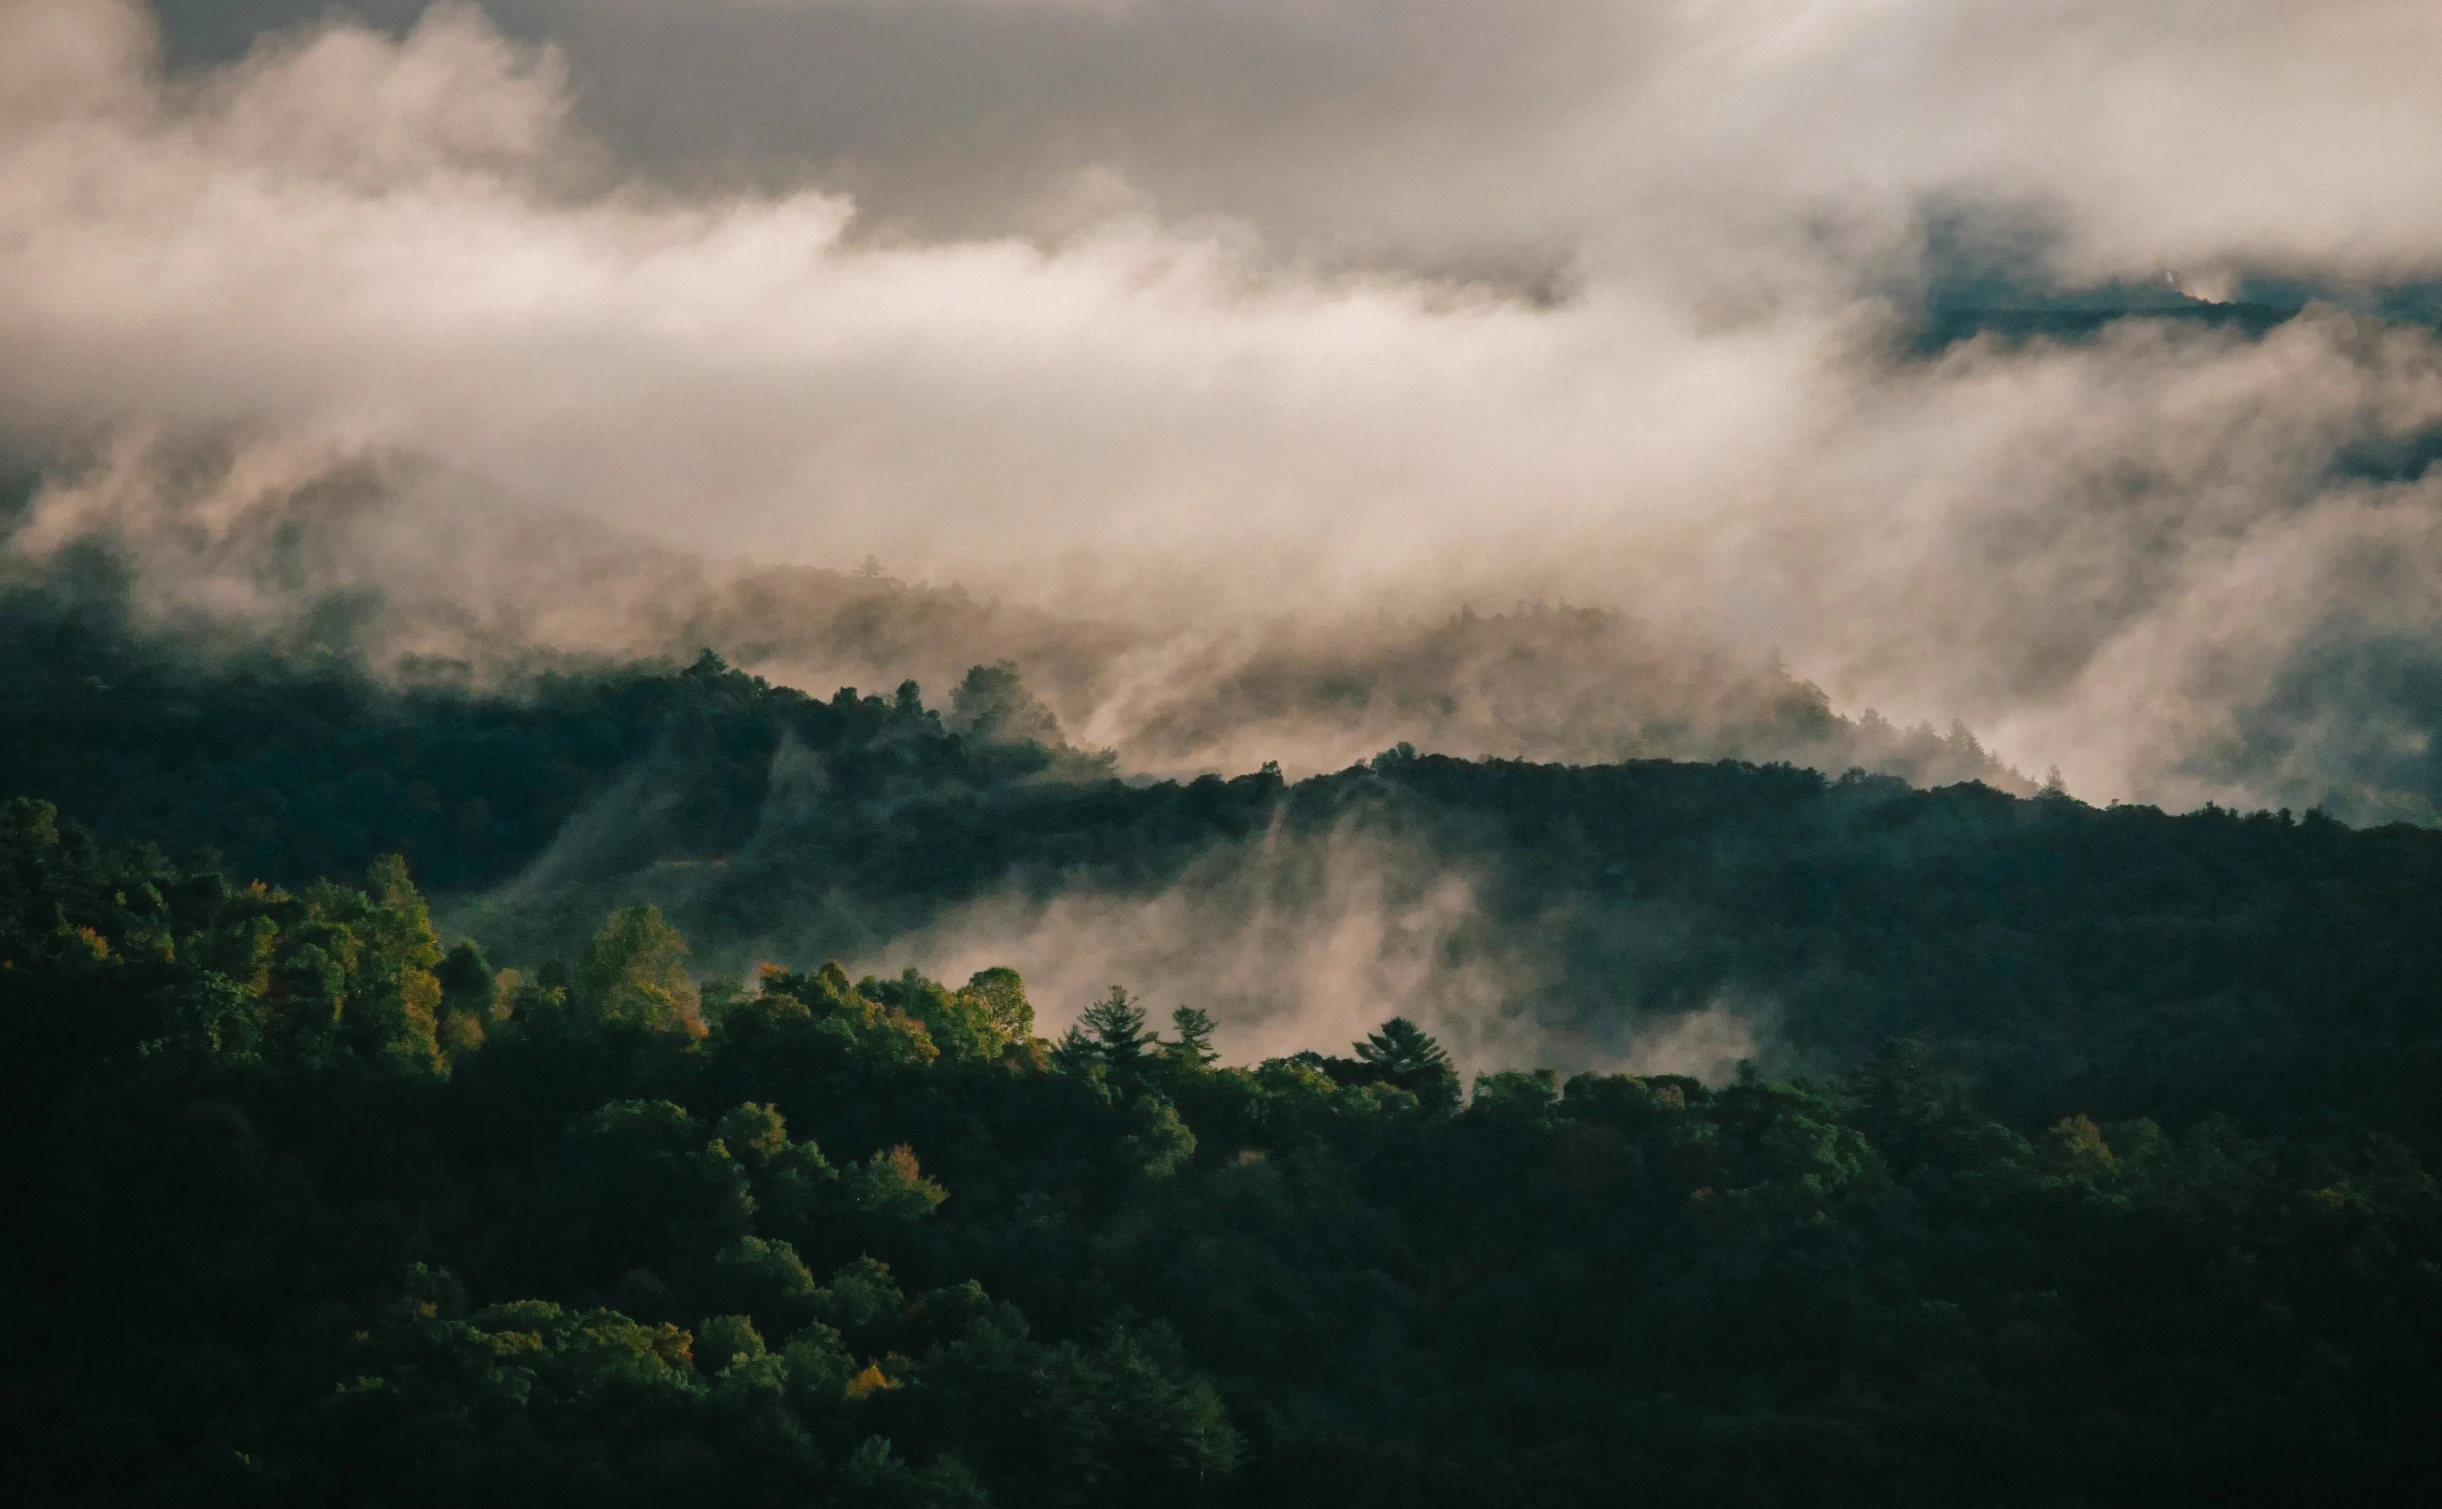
[1471,1066,1559,1118]
[864,968,1006,1063]
[13,622,2442,1504]
[695,1312,766,1370]
[946,660,1064,748]
[1118,1094,1198,1179]
[841,1145,951,1222]
[1167,1005,1219,1068]
[19,615,2442,1145]
[577,905,702,1035]
[10,803,2438,1506]
[1353,1015,1460,1109]
[710,1235,820,1327]
[0,798,450,1074]
[958,966,1034,1045]
[435,938,495,1053]
[1078,985,1150,1066]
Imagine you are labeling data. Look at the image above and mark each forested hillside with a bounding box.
[5,576,2442,1505]
[7,573,2441,1131]
[14,0,2442,1502]
[4,798,2439,1507]
[0,461,2023,797]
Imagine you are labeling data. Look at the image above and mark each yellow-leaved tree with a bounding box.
[576,904,704,1035]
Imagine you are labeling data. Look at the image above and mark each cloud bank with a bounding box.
[7,0,2442,821]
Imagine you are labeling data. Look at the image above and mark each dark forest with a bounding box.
[5,576,2440,1507]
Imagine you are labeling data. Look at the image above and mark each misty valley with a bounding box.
[12,0,2442,1504]
[4,562,2440,1507]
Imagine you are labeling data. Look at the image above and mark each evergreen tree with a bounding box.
[1354,1016,1460,1109]
[1167,1006,1219,1068]
[1079,985,1151,1066]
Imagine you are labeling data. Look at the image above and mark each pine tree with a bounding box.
[1168,1006,1219,1068]
[1079,986,1151,1065]
[1353,1017,1460,1110]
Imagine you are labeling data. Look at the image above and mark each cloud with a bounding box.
[142,0,2442,288]
[8,1,2442,821]
[0,421,2037,798]
[439,737,1782,1081]
[865,808,1776,1081]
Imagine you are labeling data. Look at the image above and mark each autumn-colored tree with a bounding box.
[576,904,703,1034]
[961,966,1036,1044]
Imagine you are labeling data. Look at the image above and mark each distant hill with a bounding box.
[4,575,2438,1137]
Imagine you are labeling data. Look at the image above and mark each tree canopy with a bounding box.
[7,580,2442,1505]
[2,798,2439,1505]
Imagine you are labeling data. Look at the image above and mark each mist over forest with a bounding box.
[6,1,2442,1505]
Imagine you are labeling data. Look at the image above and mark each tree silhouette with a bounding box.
[1355,1016,1460,1109]
[1168,1006,1219,1068]
[1079,985,1151,1065]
